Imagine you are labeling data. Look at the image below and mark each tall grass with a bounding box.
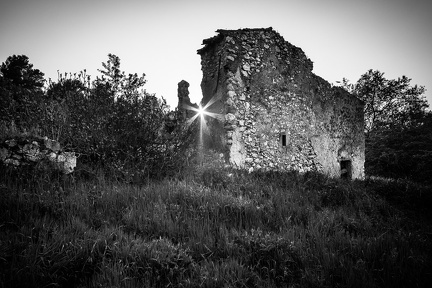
[1,164,431,287]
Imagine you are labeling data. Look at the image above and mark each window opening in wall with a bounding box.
[281,132,287,147]
[340,160,352,180]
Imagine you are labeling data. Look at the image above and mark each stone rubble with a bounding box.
[0,136,77,174]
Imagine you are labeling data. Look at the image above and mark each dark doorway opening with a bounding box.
[281,134,287,147]
[340,160,352,180]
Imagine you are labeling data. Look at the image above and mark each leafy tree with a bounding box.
[0,55,45,129]
[339,70,428,135]
[90,54,150,161]
[339,70,431,183]
[0,55,45,91]
[92,54,197,179]
[43,53,189,180]
[96,53,146,101]
[46,71,90,101]
[43,75,90,142]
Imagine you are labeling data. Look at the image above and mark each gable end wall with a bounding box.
[198,28,365,179]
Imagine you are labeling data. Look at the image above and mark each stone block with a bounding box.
[44,138,61,152]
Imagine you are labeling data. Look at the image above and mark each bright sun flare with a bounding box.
[182,95,225,132]
[197,105,205,117]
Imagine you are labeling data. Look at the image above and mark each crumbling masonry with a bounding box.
[181,28,365,179]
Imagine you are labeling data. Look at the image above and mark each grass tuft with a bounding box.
[1,164,431,287]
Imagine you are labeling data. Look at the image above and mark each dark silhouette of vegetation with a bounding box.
[339,70,432,184]
[0,55,45,129]
[1,54,196,181]
[365,114,432,184]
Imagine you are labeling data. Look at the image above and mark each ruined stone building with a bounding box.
[181,27,365,179]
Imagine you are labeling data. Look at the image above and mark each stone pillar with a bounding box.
[177,80,198,121]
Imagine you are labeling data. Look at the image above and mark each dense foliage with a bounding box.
[365,114,432,183]
[0,55,45,129]
[339,70,432,184]
[0,54,196,180]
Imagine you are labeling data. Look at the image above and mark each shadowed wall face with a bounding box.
[197,28,365,179]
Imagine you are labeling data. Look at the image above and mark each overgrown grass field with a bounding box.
[1,165,431,287]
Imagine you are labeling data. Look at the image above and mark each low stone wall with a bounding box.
[0,136,76,174]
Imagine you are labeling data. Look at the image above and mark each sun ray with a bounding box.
[201,94,222,111]
[180,94,225,165]
[184,113,199,129]
[181,92,226,164]
[200,114,210,134]
[204,111,225,121]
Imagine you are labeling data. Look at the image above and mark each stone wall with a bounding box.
[196,27,365,179]
[0,136,76,174]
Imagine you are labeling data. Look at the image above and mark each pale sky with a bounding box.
[1,0,431,109]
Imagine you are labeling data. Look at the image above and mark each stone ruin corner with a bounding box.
[177,27,365,180]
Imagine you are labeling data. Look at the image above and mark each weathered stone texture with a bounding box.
[0,136,76,174]
[196,27,365,179]
[177,80,197,121]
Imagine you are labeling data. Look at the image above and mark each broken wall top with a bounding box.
[197,27,313,73]
[197,27,363,108]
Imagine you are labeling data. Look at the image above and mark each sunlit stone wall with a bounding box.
[196,27,365,179]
